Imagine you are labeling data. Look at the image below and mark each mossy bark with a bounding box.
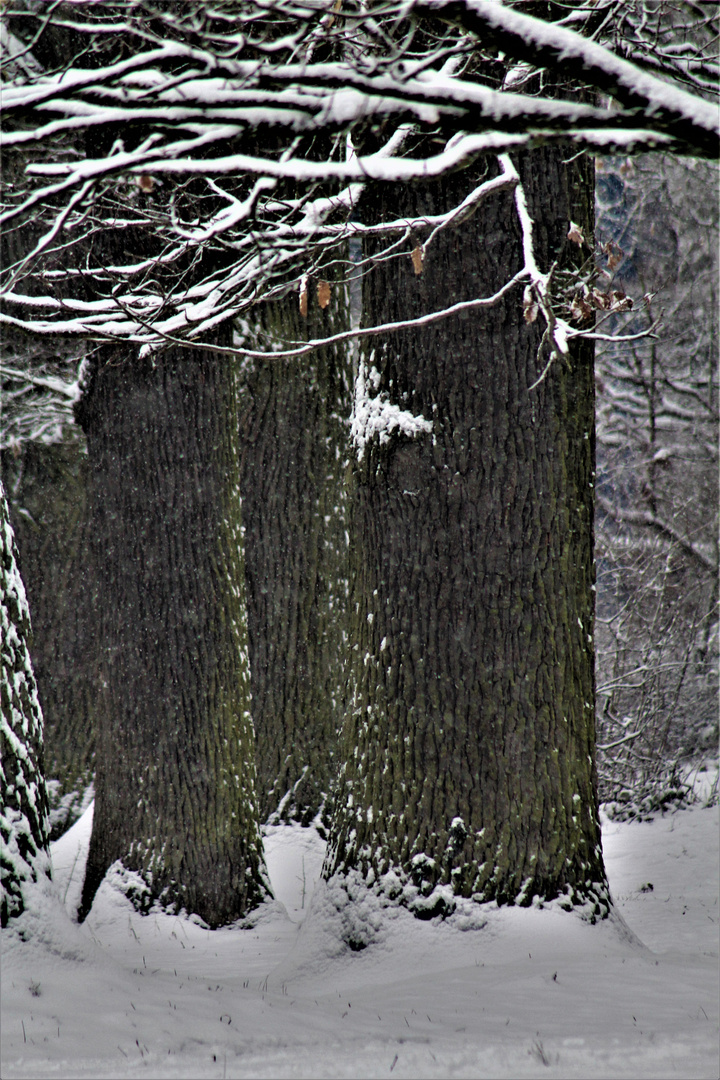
[2,437,98,839]
[76,343,268,927]
[237,291,352,826]
[325,150,609,917]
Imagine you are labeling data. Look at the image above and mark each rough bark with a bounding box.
[2,438,98,839]
[75,343,268,927]
[325,149,609,918]
[238,291,351,827]
[1,478,52,928]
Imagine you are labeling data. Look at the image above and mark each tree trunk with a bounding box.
[2,438,98,839]
[1,478,52,928]
[76,344,268,927]
[325,150,609,919]
[1,152,98,841]
[238,288,351,827]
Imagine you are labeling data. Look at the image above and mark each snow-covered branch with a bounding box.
[596,492,717,576]
[0,0,716,357]
[415,0,719,158]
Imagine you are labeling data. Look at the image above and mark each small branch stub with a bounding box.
[523,284,538,323]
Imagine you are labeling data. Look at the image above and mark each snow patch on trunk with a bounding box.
[350,353,432,461]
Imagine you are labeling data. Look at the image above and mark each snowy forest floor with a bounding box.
[2,768,718,1080]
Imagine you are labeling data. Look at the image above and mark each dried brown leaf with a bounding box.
[317,280,331,309]
[570,294,593,324]
[567,221,584,246]
[411,244,424,275]
[611,291,633,311]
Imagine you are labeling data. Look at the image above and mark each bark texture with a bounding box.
[2,439,98,839]
[238,290,351,826]
[1,478,51,928]
[325,150,609,918]
[76,345,268,927]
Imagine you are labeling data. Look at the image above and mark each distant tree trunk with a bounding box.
[1,478,52,928]
[76,343,268,927]
[238,289,351,827]
[594,154,719,808]
[325,149,609,918]
[2,437,98,839]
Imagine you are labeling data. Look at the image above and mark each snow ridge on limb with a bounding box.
[0,149,626,377]
[413,0,719,159]
[1,0,716,363]
[0,479,52,929]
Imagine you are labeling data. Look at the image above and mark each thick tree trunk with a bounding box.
[76,344,268,927]
[1,478,52,928]
[2,438,98,839]
[325,150,609,918]
[238,290,351,827]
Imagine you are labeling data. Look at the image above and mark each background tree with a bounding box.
[1,370,98,840]
[1,477,52,928]
[1,150,98,839]
[594,153,719,815]
[1,4,316,921]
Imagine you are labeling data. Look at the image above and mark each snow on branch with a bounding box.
[0,0,716,361]
[596,492,718,576]
[415,0,719,158]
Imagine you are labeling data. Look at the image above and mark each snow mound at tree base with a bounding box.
[2,801,717,1079]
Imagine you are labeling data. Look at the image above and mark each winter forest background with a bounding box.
[1,1,718,1077]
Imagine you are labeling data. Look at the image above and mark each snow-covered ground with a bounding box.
[2,772,718,1080]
